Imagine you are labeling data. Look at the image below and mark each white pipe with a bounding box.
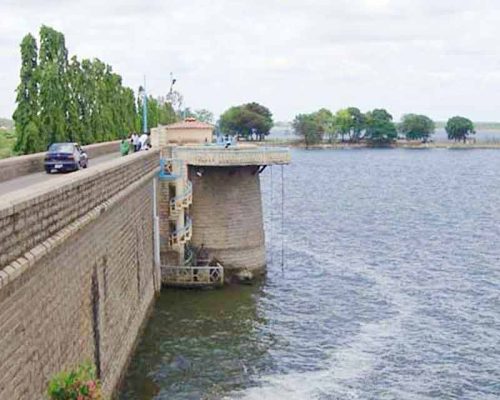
[153,177,161,291]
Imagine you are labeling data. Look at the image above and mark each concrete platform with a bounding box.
[172,144,290,167]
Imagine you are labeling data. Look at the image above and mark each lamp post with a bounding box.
[139,82,147,134]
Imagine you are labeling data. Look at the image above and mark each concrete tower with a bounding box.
[173,145,290,280]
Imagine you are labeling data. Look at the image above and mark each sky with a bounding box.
[1,0,499,122]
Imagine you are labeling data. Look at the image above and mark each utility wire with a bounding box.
[281,165,285,273]
[270,165,273,265]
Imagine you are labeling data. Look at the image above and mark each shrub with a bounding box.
[47,362,105,400]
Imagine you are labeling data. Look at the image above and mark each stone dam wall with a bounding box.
[0,150,160,399]
[0,140,120,183]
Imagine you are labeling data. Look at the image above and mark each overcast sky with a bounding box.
[1,0,499,122]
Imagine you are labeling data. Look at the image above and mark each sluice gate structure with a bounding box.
[152,118,290,285]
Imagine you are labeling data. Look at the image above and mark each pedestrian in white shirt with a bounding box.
[131,133,140,152]
[139,133,149,150]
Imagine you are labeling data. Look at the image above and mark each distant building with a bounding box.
[151,117,214,147]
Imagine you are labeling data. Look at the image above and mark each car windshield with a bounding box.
[48,143,75,153]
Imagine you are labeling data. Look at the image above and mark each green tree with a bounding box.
[13,33,42,153]
[364,108,397,145]
[313,108,335,143]
[123,88,140,131]
[13,25,176,153]
[66,56,85,143]
[292,113,323,146]
[147,95,160,130]
[333,107,366,142]
[219,103,273,140]
[79,59,97,143]
[347,107,366,142]
[333,108,351,142]
[445,116,475,143]
[38,25,69,145]
[399,114,435,141]
[244,102,273,140]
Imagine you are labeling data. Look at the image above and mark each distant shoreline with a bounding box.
[259,139,500,150]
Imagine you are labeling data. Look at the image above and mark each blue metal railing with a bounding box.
[158,158,185,181]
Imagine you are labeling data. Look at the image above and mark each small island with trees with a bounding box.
[214,104,491,150]
[290,107,479,148]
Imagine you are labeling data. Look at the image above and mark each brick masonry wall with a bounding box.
[0,153,160,399]
[0,140,120,183]
[0,150,159,270]
[189,166,266,274]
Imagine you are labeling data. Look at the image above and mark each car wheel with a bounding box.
[45,169,51,174]
[83,160,88,169]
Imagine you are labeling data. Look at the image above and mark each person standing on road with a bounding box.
[120,138,130,156]
[139,132,149,150]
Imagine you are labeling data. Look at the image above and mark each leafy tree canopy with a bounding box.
[346,107,366,142]
[219,102,273,140]
[364,108,397,145]
[333,107,366,142]
[399,114,435,141]
[13,26,142,153]
[293,113,319,146]
[333,108,351,142]
[13,33,39,153]
[313,108,336,142]
[445,116,475,143]
[292,108,338,146]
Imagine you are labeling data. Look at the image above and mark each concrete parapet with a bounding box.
[0,140,120,183]
[0,149,159,270]
[172,145,290,166]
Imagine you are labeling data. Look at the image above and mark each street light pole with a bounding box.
[142,76,148,134]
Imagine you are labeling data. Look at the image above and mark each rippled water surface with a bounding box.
[120,149,500,399]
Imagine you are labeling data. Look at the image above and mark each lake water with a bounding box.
[119,149,500,399]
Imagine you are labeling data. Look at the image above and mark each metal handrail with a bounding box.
[158,158,186,181]
[169,181,193,213]
[161,265,224,287]
[184,246,194,266]
[169,217,192,246]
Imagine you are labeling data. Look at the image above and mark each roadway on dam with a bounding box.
[0,153,120,195]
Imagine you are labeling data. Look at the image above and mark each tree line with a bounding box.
[292,107,476,146]
[13,26,178,154]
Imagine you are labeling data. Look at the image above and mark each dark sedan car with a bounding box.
[44,142,88,173]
